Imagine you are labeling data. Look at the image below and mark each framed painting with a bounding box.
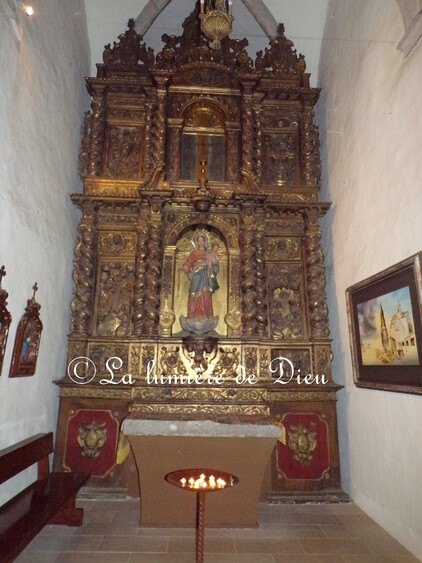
[9,283,43,378]
[346,252,422,394]
[0,266,12,376]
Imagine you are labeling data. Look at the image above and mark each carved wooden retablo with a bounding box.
[54,5,344,502]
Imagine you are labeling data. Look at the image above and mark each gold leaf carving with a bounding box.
[288,425,317,464]
[265,238,301,261]
[77,421,107,459]
[99,233,137,256]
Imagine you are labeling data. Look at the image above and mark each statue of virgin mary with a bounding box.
[179,232,219,335]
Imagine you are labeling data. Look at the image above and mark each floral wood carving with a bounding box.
[102,19,154,73]
[106,128,141,179]
[267,264,304,339]
[96,262,135,336]
[288,425,317,464]
[77,421,107,459]
[255,24,306,80]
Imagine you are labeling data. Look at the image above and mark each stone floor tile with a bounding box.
[273,556,345,563]
[169,536,236,553]
[15,500,419,563]
[329,503,367,515]
[234,538,304,554]
[83,509,117,523]
[22,534,70,552]
[54,553,131,563]
[319,524,361,539]
[15,552,60,563]
[204,555,276,562]
[300,538,371,556]
[73,521,140,536]
[364,536,420,558]
[136,526,195,537]
[128,555,195,563]
[259,512,343,526]
[97,535,168,553]
[342,556,420,562]
[112,509,141,523]
[39,524,76,536]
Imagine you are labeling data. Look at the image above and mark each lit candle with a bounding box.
[180,478,187,487]
[189,477,195,487]
[200,0,205,14]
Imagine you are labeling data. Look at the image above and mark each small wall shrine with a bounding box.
[54,2,344,502]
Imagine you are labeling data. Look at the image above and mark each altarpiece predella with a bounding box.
[54,3,344,502]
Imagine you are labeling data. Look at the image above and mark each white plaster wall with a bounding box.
[317,0,422,558]
[0,0,90,503]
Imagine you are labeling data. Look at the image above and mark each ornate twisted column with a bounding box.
[255,208,268,337]
[132,204,148,336]
[226,128,239,184]
[87,97,106,176]
[142,98,154,176]
[302,105,321,187]
[70,203,97,335]
[241,84,254,178]
[152,76,168,170]
[253,101,263,184]
[142,194,168,336]
[304,210,330,338]
[239,201,259,336]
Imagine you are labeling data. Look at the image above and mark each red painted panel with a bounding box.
[64,409,118,477]
[276,412,330,480]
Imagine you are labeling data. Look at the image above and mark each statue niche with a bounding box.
[172,228,228,337]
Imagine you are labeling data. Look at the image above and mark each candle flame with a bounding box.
[183,473,228,490]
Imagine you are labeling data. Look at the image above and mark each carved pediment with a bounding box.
[99,19,155,77]
[255,24,306,82]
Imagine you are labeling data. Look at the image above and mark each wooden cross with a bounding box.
[32,282,38,299]
[0,265,5,284]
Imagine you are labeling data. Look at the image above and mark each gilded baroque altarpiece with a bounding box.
[54,4,344,501]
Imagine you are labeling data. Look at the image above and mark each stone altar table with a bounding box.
[122,415,280,527]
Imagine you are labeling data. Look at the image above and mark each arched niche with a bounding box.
[173,226,228,336]
[180,101,226,182]
[161,216,241,338]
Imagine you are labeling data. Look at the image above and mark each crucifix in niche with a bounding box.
[180,103,226,182]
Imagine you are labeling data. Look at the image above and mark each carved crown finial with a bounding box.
[277,23,285,37]
[0,265,8,305]
[102,18,155,71]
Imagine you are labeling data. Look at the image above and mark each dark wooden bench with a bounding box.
[0,432,90,563]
